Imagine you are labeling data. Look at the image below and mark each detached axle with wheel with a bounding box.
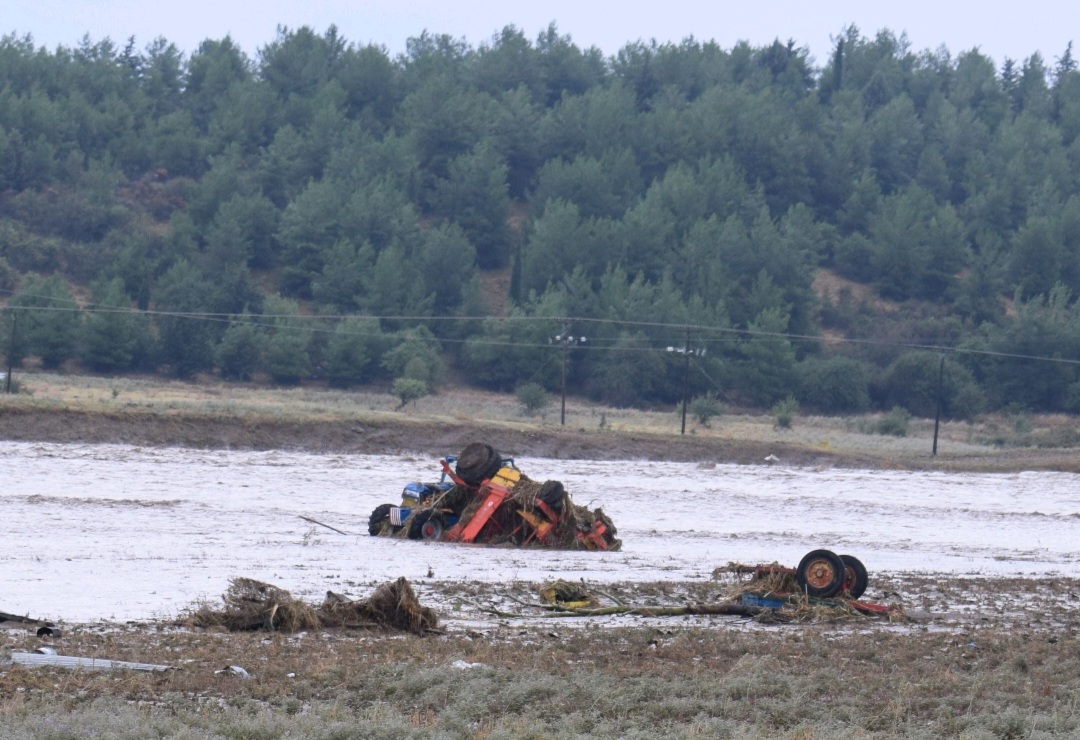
[795,549,847,598]
[735,548,872,600]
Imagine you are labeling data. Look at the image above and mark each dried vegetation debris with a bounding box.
[461,575,903,625]
[711,562,907,623]
[184,576,438,635]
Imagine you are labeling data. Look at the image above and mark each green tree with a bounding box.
[796,356,872,413]
[414,224,477,315]
[585,331,668,407]
[276,178,347,297]
[215,316,265,381]
[381,326,444,389]
[458,309,561,391]
[530,149,643,221]
[735,305,797,406]
[186,36,252,132]
[311,240,370,312]
[155,259,219,376]
[520,199,589,295]
[359,242,432,318]
[7,274,80,368]
[515,382,550,414]
[322,317,385,386]
[80,277,146,371]
[391,377,428,408]
[878,352,987,419]
[429,141,510,268]
[260,296,311,384]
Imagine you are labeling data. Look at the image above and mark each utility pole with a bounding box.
[5,311,15,394]
[560,320,569,426]
[552,320,585,426]
[932,353,945,456]
[680,326,690,435]
[667,328,703,435]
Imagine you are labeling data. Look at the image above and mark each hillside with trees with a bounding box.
[2,24,1079,420]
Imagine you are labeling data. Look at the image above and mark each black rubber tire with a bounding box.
[408,510,444,540]
[455,443,503,486]
[368,503,394,536]
[795,549,846,598]
[839,554,869,599]
[538,480,565,512]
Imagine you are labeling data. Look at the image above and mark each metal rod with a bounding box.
[299,515,351,536]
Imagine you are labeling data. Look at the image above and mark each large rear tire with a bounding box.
[455,443,503,486]
[795,549,846,598]
[368,503,394,536]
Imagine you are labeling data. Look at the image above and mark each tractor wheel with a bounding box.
[368,503,394,536]
[795,549,846,598]
[409,510,444,541]
[839,554,869,599]
[538,480,566,512]
[455,443,503,486]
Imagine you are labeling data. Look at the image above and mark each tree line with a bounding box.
[1,24,1079,418]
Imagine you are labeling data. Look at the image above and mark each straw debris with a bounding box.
[185,576,438,635]
[319,577,438,634]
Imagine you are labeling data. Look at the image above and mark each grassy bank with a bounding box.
[2,371,1079,472]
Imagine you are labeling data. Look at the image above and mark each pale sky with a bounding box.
[5,0,1079,70]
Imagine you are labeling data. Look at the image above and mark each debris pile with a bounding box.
[471,568,903,624]
[713,562,905,622]
[186,576,438,635]
[370,443,621,550]
[320,577,438,634]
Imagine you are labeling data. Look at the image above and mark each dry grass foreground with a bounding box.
[2,371,1079,472]
[2,574,1080,738]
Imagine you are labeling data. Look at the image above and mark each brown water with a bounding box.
[2,442,1078,622]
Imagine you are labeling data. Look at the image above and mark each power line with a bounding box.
[2,301,1079,366]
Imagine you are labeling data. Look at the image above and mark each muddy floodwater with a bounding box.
[2,442,1079,622]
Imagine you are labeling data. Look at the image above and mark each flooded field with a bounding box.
[2,441,1078,623]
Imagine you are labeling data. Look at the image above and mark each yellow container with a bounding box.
[490,466,521,490]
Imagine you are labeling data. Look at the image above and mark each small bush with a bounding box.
[772,395,799,430]
[875,406,911,437]
[391,377,428,409]
[515,382,550,414]
[689,393,725,427]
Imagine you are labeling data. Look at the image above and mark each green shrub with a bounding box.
[772,395,799,430]
[875,406,911,436]
[392,377,428,408]
[515,382,550,414]
[689,392,725,427]
[796,356,871,413]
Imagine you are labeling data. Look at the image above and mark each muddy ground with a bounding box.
[2,405,1078,472]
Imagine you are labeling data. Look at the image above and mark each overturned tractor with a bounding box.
[368,443,621,550]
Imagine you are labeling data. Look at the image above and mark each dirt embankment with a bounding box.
[2,404,1079,472]
[0,406,826,464]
